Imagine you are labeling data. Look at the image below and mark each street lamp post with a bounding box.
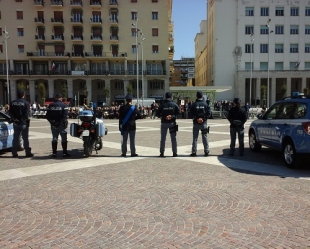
[266,19,273,108]
[132,20,140,105]
[3,26,10,104]
[250,33,254,107]
[139,33,145,107]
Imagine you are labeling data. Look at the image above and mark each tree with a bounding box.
[61,82,68,99]
[103,87,110,105]
[303,87,309,95]
[280,84,287,99]
[261,85,267,106]
[16,82,26,91]
[37,82,46,105]
[126,82,133,94]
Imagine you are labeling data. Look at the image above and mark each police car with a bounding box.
[0,111,24,152]
[248,94,310,168]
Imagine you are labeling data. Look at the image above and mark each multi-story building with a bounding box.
[194,20,207,87]
[170,57,195,87]
[206,0,310,106]
[0,0,173,106]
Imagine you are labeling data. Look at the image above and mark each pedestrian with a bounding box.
[46,93,71,157]
[9,89,34,157]
[119,94,143,157]
[156,92,181,157]
[227,98,247,156]
[189,91,211,157]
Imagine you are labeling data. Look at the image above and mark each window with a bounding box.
[131,12,137,20]
[306,8,310,16]
[152,45,158,53]
[245,62,253,70]
[152,0,158,2]
[275,44,284,53]
[290,44,298,53]
[152,28,158,36]
[16,11,23,19]
[290,62,299,70]
[260,25,269,34]
[132,45,137,53]
[260,62,268,70]
[291,7,299,16]
[245,44,254,53]
[150,81,164,90]
[290,25,299,34]
[260,44,268,53]
[275,62,283,70]
[275,7,284,16]
[261,7,269,16]
[18,44,24,53]
[0,11,1,19]
[305,62,310,70]
[275,25,284,34]
[131,28,137,36]
[305,44,310,53]
[245,25,254,34]
[152,12,158,20]
[0,28,2,36]
[305,25,310,34]
[131,0,137,2]
[17,28,24,36]
[0,44,2,53]
[245,7,254,16]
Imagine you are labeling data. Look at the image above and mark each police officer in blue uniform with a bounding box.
[227,98,247,156]
[189,91,211,156]
[46,94,70,157]
[119,94,142,157]
[9,89,34,158]
[156,92,181,157]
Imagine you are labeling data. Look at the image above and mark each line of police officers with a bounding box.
[9,90,247,158]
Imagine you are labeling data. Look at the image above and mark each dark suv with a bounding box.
[248,95,310,168]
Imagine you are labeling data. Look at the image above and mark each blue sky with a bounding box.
[172,0,207,59]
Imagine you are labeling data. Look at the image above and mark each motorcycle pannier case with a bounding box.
[96,122,105,137]
[70,123,80,137]
[79,110,93,122]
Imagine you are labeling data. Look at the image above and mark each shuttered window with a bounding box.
[54,27,63,36]
[54,11,63,20]
[152,28,158,36]
[37,11,44,19]
[152,45,158,53]
[18,44,24,52]
[55,45,64,54]
[16,11,23,19]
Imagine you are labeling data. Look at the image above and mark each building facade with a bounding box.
[170,57,195,87]
[0,0,173,106]
[206,0,310,106]
[194,20,207,87]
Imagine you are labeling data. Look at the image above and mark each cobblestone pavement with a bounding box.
[0,118,309,249]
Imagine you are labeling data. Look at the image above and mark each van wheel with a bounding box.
[283,141,298,168]
[249,131,261,152]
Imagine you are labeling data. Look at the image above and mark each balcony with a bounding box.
[146,70,165,75]
[109,1,118,7]
[51,18,64,23]
[71,52,84,57]
[110,18,118,25]
[50,69,69,75]
[110,35,118,42]
[90,0,101,6]
[84,52,103,57]
[90,17,102,23]
[70,0,82,6]
[35,35,45,40]
[51,0,63,6]
[71,17,83,23]
[51,35,64,40]
[89,70,107,75]
[34,18,44,23]
[71,35,83,41]
[27,52,70,57]
[91,35,102,41]
[34,0,44,6]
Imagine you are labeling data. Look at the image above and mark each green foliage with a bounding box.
[281,85,287,98]
[61,83,68,98]
[16,82,26,91]
[303,88,309,95]
[126,83,133,94]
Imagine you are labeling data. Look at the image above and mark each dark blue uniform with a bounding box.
[189,99,211,156]
[156,98,181,157]
[227,100,248,156]
[46,99,70,157]
[119,102,143,157]
[9,96,33,157]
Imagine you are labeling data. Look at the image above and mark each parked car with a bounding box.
[0,111,24,152]
[248,94,310,168]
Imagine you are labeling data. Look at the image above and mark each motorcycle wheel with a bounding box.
[83,137,92,157]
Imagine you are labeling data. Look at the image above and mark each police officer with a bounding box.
[119,94,142,157]
[9,89,34,158]
[189,91,211,157]
[227,98,247,156]
[46,93,70,157]
[156,92,180,157]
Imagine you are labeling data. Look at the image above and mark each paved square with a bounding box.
[0,117,309,248]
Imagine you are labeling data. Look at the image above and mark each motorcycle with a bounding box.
[70,107,108,157]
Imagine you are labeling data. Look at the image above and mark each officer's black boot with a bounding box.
[62,142,71,157]
[52,142,57,157]
[25,147,34,157]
